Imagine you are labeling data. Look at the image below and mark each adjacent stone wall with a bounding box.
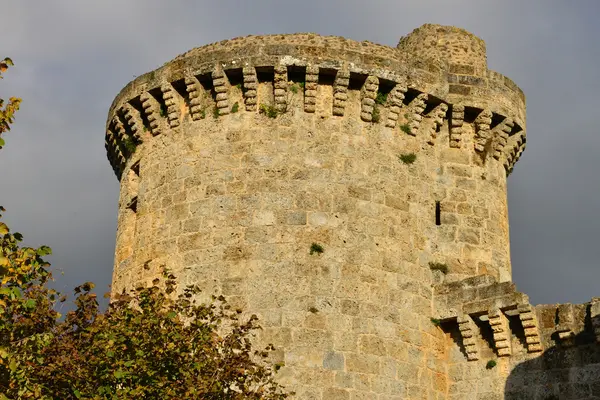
[434,276,600,399]
[104,25,556,399]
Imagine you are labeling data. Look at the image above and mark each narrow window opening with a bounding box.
[435,201,441,226]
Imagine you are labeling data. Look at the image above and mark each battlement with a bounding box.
[106,27,526,180]
[433,275,600,397]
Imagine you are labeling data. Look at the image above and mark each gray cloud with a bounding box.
[0,0,598,305]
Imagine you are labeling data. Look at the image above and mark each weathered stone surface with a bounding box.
[104,23,600,400]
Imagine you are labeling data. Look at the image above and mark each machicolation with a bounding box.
[106,24,600,399]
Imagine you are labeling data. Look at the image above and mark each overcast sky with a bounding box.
[0,1,598,306]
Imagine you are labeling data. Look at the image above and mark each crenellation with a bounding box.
[160,83,181,128]
[517,303,543,353]
[555,303,576,344]
[184,74,206,120]
[449,104,464,148]
[274,65,288,113]
[120,103,144,143]
[212,66,230,116]
[360,75,378,122]
[457,314,480,361]
[140,91,162,136]
[384,84,407,128]
[492,117,513,160]
[474,109,492,153]
[304,65,318,113]
[332,68,349,116]
[404,92,427,136]
[426,102,448,145]
[488,308,512,357]
[242,66,258,111]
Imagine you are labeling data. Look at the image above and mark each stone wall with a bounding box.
[100,24,600,400]
[434,275,600,399]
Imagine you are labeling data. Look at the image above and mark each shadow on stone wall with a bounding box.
[504,313,600,400]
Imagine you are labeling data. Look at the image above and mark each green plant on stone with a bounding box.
[122,136,137,154]
[235,83,242,90]
[200,108,206,119]
[159,104,167,118]
[309,243,324,255]
[399,153,416,165]
[428,262,449,274]
[371,106,380,123]
[375,91,388,105]
[298,81,305,89]
[231,102,239,113]
[486,360,497,369]
[289,84,299,94]
[400,124,412,135]
[430,318,441,326]
[213,106,220,119]
[259,104,278,119]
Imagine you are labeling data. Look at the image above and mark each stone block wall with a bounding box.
[434,276,600,399]
[98,25,596,399]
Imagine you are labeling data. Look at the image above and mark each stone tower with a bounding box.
[107,23,600,399]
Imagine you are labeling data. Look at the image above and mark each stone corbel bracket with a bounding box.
[488,308,512,357]
[457,314,480,361]
[517,303,543,353]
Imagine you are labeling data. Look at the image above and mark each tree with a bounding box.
[0,60,288,399]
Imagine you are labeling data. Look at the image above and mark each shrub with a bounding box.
[430,318,441,326]
[310,243,324,255]
[428,262,449,274]
[400,124,412,135]
[231,102,239,113]
[122,136,137,154]
[289,84,299,94]
[375,92,388,105]
[486,360,497,369]
[260,104,278,119]
[159,104,167,118]
[371,106,381,123]
[399,153,416,165]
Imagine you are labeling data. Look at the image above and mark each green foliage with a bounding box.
[0,217,290,399]
[122,136,137,154]
[298,82,305,89]
[0,64,289,399]
[375,91,387,105]
[0,57,21,149]
[159,104,167,118]
[235,83,242,90]
[200,108,206,119]
[259,104,278,119]
[486,360,497,369]
[371,106,380,123]
[309,243,324,255]
[213,106,220,119]
[231,102,239,113]
[400,124,412,135]
[430,318,441,326]
[289,84,299,94]
[428,262,449,274]
[398,153,416,165]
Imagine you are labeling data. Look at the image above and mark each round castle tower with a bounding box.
[106,24,526,398]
